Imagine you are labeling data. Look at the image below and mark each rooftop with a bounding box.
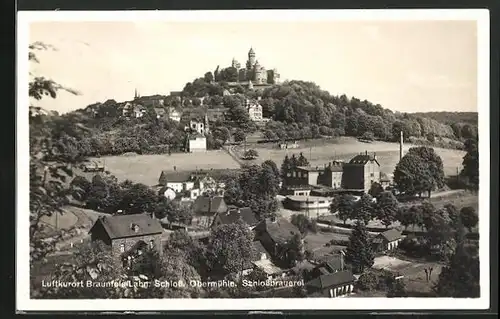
[252,259,283,275]
[255,218,300,244]
[89,214,163,239]
[378,228,403,242]
[193,196,228,215]
[306,269,356,289]
[286,195,332,202]
[346,153,379,166]
[216,207,258,226]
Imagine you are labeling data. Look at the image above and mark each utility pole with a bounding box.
[309,146,312,163]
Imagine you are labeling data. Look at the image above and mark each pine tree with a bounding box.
[434,242,480,297]
[345,221,374,274]
[297,152,309,166]
[354,194,374,225]
[281,155,291,178]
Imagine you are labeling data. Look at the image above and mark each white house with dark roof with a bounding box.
[372,228,404,252]
[158,170,196,193]
[305,269,356,298]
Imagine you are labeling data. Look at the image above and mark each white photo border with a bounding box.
[16,9,491,312]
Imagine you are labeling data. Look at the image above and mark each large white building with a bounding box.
[187,135,207,152]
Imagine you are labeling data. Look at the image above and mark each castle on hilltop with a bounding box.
[215,47,280,87]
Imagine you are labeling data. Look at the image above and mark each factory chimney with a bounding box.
[399,131,404,161]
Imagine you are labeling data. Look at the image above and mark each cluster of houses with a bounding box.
[281,151,393,217]
[88,202,364,298]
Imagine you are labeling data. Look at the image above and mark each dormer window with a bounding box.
[130,223,140,233]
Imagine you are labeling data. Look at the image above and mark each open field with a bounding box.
[235,137,465,176]
[304,231,349,251]
[90,150,239,185]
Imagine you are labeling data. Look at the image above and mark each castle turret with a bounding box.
[247,47,256,69]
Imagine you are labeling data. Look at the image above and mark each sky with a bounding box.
[27,20,478,114]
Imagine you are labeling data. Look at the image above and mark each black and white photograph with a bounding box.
[17,9,490,312]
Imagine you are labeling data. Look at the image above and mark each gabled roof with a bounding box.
[378,228,403,242]
[252,241,269,259]
[193,196,228,215]
[306,270,356,289]
[89,214,163,240]
[159,171,194,184]
[256,218,300,244]
[318,254,343,273]
[347,154,380,166]
[216,207,259,226]
[296,166,323,172]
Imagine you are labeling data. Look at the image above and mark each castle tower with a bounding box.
[231,57,240,69]
[399,130,404,160]
[134,88,140,99]
[247,47,256,69]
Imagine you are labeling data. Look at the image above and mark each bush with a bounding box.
[356,271,378,291]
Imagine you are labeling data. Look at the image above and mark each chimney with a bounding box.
[174,166,177,171]
[399,130,404,161]
[365,150,368,156]
[340,250,345,271]
[373,152,377,160]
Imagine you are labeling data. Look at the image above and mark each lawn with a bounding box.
[304,231,349,251]
[90,150,240,185]
[235,137,465,177]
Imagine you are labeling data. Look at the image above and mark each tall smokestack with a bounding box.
[399,131,404,161]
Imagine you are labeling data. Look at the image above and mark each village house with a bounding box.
[305,269,356,298]
[341,151,381,192]
[186,133,207,152]
[154,107,166,119]
[309,253,346,278]
[167,107,181,122]
[211,206,259,230]
[206,108,229,123]
[280,185,313,197]
[237,241,274,278]
[157,186,177,200]
[133,105,147,118]
[245,99,264,122]
[254,217,302,261]
[158,170,196,193]
[192,195,228,228]
[88,214,164,267]
[282,152,380,194]
[282,195,333,217]
[372,228,404,252]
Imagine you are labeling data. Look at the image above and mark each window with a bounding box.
[120,243,125,253]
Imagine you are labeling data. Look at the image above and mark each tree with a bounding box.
[434,243,480,297]
[337,194,356,224]
[374,191,399,228]
[460,206,478,232]
[360,131,375,141]
[208,222,254,276]
[285,233,305,267]
[262,160,281,184]
[368,182,384,198]
[213,127,230,144]
[297,152,309,166]
[244,149,259,160]
[408,146,445,195]
[396,206,418,230]
[387,278,408,297]
[393,154,433,197]
[291,214,311,235]
[353,194,374,225]
[33,240,162,299]
[233,129,246,143]
[29,42,81,263]
[460,138,479,190]
[345,221,375,274]
[204,71,214,83]
[281,155,291,179]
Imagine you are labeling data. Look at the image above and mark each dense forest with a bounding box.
[411,112,478,126]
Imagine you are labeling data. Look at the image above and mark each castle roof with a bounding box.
[249,47,255,55]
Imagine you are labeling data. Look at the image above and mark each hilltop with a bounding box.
[30,72,478,164]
